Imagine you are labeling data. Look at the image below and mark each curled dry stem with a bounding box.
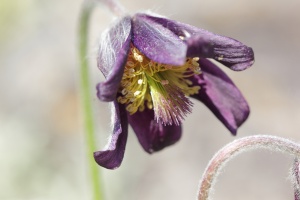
[198,135,300,200]
[293,158,300,200]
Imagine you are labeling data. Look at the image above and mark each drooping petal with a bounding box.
[94,101,128,170]
[127,107,182,153]
[190,59,250,135]
[186,34,254,71]
[138,13,254,71]
[132,14,187,66]
[97,16,132,101]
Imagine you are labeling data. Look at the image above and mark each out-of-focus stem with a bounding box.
[100,0,125,16]
[78,1,104,200]
[198,135,300,200]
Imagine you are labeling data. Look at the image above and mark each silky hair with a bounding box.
[98,16,131,77]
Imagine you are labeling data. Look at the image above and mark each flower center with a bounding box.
[117,44,201,125]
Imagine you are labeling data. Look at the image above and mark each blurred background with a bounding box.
[1,0,300,199]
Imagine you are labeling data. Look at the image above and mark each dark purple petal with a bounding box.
[132,14,187,66]
[128,107,182,153]
[94,101,128,169]
[138,13,254,71]
[186,34,254,71]
[97,16,132,101]
[190,59,250,135]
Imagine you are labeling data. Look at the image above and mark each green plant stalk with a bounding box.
[78,2,104,200]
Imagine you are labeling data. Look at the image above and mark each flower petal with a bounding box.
[186,34,254,71]
[94,101,128,169]
[128,107,182,153]
[132,14,187,66]
[190,59,250,135]
[97,16,132,101]
[139,13,254,71]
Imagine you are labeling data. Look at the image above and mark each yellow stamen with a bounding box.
[117,44,201,125]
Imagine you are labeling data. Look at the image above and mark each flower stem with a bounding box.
[101,0,125,16]
[197,135,300,200]
[78,1,104,200]
[293,158,300,200]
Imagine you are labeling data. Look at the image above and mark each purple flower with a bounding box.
[94,12,254,169]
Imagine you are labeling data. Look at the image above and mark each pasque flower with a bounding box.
[94,12,254,169]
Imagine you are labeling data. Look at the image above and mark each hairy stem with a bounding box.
[198,135,300,200]
[293,158,300,200]
[78,1,104,200]
[100,0,125,16]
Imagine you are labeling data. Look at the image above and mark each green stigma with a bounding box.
[117,44,201,126]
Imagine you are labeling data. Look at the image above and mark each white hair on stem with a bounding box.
[197,135,300,200]
[291,158,300,200]
[95,0,126,17]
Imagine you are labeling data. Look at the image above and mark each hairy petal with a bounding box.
[140,13,254,71]
[94,101,128,170]
[128,108,182,153]
[97,16,132,101]
[190,59,250,135]
[132,14,187,66]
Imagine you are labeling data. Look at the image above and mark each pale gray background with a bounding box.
[1,0,300,199]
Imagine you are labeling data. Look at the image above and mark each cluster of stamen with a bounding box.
[117,44,201,126]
